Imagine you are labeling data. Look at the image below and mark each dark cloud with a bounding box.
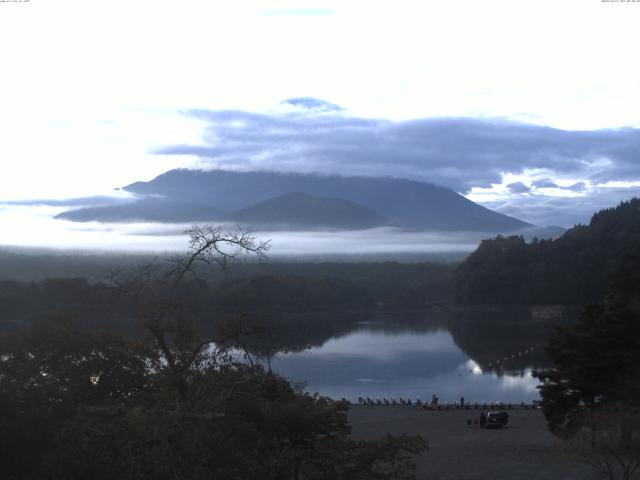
[506,182,531,194]
[564,181,587,193]
[532,179,558,188]
[153,104,640,225]
[484,186,640,227]
[282,97,344,113]
[156,108,640,193]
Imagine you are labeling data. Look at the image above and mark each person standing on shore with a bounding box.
[460,396,465,408]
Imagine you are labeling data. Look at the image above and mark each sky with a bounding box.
[1,0,640,228]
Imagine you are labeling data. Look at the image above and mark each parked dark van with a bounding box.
[485,411,509,428]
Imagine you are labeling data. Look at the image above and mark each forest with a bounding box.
[454,198,640,306]
[0,227,429,480]
[2,200,640,479]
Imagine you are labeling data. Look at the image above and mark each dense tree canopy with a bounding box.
[0,317,426,480]
[455,198,640,306]
[519,201,640,480]
[0,226,426,479]
[534,303,640,435]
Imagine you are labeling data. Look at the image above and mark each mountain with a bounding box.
[454,198,640,306]
[55,197,222,223]
[227,192,388,230]
[119,169,532,232]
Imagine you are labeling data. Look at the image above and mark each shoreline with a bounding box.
[348,405,586,480]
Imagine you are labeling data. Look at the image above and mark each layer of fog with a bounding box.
[0,204,491,258]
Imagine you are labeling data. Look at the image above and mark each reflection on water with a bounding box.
[271,322,542,403]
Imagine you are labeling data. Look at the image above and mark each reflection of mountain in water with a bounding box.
[263,310,450,356]
[270,312,544,402]
[447,308,569,374]
[264,308,562,377]
[268,308,560,375]
[249,311,368,354]
[353,310,449,334]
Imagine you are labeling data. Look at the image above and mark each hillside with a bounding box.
[227,192,388,230]
[120,169,532,232]
[454,198,640,305]
[55,197,222,223]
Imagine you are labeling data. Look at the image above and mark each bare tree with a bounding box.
[110,224,270,409]
[168,225,269,292]
[568,407,640,480]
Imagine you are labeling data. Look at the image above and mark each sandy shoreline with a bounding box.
[348,405,587,480]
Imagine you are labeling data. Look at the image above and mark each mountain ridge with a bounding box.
[119,168,533,232]
[55,198,222,223]
[226,192,389,230]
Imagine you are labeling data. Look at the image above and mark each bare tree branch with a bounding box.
[169,225,269,295]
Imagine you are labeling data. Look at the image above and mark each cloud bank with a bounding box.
[154,100,640,226]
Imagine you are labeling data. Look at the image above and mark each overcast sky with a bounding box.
[1,0,639,227]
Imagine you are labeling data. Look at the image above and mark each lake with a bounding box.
[271,319,545,404]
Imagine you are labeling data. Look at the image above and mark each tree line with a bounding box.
[454,198,640,306]
[0,226,426,479]
[519,200,640,480]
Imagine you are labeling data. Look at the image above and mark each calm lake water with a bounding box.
[271,321,542,404]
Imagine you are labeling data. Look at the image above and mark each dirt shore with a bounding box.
[349,405,587,480]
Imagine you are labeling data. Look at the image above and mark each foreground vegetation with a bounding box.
[521,201,640,479]
[0,319,426,480]
[0,227,426,480]
[3,199,640,478]
[452,199,640,479]
[534,300,640,479]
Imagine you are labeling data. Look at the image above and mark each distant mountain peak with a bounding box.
[228,192,388,230]
[55,197,222,223]
[57,168,533,232]
[124,168,532,232]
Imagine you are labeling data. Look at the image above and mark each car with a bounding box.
[484,411,509,428]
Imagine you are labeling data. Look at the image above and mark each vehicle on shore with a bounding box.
[484,411,509,428]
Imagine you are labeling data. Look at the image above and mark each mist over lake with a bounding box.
[2,2,639,478]
[0,203,482,256]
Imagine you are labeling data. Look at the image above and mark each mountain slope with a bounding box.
[454,198,640,305]
[55,198,222,223]
[227,192,388,230]
[122,169,532,231]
